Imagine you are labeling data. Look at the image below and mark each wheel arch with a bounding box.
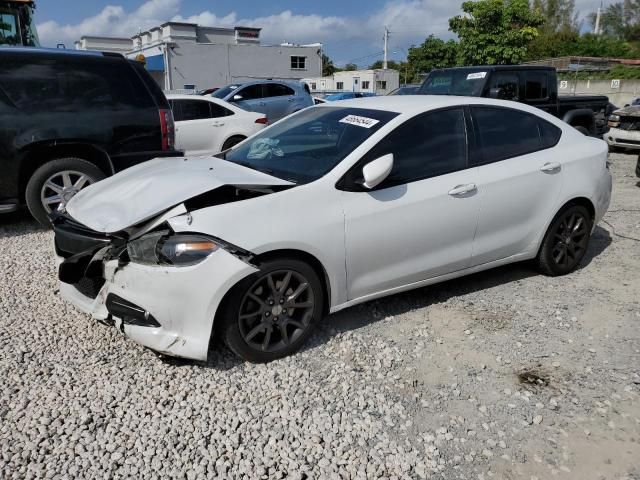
[536,196,596,257]
[211,248,332,347]
[562,109,596,134]
[19,143,114,200]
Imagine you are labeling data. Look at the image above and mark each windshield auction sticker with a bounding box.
[339,115,380,128]
[467,72,487,80]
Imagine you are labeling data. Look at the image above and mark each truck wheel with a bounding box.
[574,126,590,136]
[25,157,105,226]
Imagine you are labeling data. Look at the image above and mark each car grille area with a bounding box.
[617,117,640,131]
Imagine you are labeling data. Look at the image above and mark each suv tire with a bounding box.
[25,157,106,226]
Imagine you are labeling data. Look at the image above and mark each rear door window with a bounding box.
[266,83,295,97]
[173,99,212,121]
[209,102,233,118]
[488,72,520,101]
[525,72,549,100]
[471,106,560,163]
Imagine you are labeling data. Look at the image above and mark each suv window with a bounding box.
[237,84,264,101]
[173,99,212,121]
[0,55,153,113]
[359,107,467,189]
[489,72,519,101]
[525,72,549,100]
[266,83,295,97]
[472,106,559,163]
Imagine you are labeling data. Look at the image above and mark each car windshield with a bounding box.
[212,84,241,99]
[218,107,399,184]
[0,11,19,45]
[419,70,487,96]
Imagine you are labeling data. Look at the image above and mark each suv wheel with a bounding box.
[25,157,106,226]
[219,258,325,363]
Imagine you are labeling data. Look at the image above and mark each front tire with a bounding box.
[25,157,105,226]
[219,258,325,363]
[536,205,593,276]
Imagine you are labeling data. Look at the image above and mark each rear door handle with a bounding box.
[540,162,561,173]
[448,183,477,196]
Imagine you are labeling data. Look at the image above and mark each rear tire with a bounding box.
[219,258,325,363]
[574,126,590,136]
[25,157,105,226]
[536,205,593,276]
[222,136,246,151]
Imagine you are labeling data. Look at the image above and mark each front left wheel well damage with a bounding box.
[209,248,332,357]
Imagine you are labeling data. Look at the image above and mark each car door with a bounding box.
[469,106,564,266]
[265,83,296,121]
[339,107,480,300]
[232,84,266,115]
[172,99,219,155]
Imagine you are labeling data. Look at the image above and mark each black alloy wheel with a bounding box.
[536,205,592,276]
[220,258,324,362]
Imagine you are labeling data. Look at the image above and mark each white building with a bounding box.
[75,22,322,92]
[302,69,400,96]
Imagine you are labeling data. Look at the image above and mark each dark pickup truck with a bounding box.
[418,65,611,136]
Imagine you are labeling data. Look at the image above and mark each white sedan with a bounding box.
[167,94,267,155]
[52,96,612,363]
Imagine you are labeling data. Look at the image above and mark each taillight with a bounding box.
[255,117,268,125]
[159,109,175,151]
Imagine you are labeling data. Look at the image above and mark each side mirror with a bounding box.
[361,154,394,189]
[232,94,243,101]
[489,87,503,99]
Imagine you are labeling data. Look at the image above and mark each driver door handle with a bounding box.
[448,183,477,196]
[540,162,561,173]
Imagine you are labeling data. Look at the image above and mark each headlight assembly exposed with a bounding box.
[127,231,219,266]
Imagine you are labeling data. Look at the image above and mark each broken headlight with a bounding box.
[127,231,219,266]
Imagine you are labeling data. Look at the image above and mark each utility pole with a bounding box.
[383,26,389,70]
[594,2,602,35]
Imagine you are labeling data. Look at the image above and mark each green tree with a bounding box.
[344,63,358,71]
[449,0,544,65]
[322,54,337,76]
[406,35,459,76]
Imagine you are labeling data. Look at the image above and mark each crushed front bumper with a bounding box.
[53,215,258,361]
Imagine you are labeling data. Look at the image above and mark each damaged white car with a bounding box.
[53,97,612,363]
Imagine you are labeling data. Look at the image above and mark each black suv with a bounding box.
[0,47,178,225]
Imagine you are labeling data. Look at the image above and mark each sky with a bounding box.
[35,0,603,67]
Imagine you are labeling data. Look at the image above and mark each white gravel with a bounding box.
[1,153,639,479]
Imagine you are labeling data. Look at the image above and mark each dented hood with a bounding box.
[66,156,293,233]
[614,105,640,117]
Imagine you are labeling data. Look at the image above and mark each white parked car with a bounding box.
[52,96,612,363]
[167,94,267,155]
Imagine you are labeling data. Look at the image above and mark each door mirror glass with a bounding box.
[361,154,394,189]
[232,94,243,101]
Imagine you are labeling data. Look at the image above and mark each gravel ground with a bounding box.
[1,153,639,480]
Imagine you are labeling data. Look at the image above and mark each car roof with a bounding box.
[316,95,561,119]
[0,46,116,58]
[430,65,555,73]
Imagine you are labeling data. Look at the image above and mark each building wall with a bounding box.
[167,43,322,90]
[559,79,640,107]
[303,69,400,95]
